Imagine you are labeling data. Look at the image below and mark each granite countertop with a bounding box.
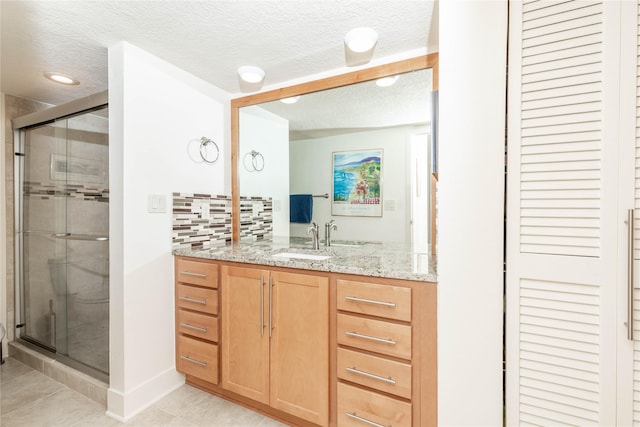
[173,236,437,282]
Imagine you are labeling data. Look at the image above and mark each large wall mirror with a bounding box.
[231,54,438,253]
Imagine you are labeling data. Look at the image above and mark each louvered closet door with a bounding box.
[506,1,624,425]
[627,2,640,424]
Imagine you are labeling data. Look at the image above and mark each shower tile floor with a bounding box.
[0,357,287,427]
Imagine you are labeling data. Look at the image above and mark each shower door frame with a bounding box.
[13,91,109,382]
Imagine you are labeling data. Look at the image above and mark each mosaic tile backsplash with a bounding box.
[239,196,273,241]
[172,192,273,250]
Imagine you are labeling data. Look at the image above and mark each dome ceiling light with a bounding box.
[43,72,80,85]
[376,75,400,87]
[344,27,378,54]
[237,66,265,84]
[280,96,300,104]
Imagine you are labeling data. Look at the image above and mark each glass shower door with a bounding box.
[19,120,69,353]
[17,106,109,375]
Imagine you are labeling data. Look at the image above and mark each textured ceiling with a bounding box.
[0,1,438,106]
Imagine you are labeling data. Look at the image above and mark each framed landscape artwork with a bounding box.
[332,149,382,217]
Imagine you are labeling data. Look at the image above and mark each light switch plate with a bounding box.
[384,200,395,211]
[147,194,167,213]
[252,203,264,216]
[201,203,211,219]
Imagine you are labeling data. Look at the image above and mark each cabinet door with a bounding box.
[221,265,270,404]
[623,1,640,423]
[506,1,627,425]
[269,271,329,427]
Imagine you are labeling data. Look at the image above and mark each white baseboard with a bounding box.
[106,368,185,422]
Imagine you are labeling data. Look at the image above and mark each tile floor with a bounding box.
[0,357,287,427]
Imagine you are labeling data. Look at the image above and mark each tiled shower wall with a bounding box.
[24,181,109,202]
[4,95,52,346]
[172,192,273,249]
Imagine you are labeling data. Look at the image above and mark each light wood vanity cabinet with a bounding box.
[335,276,437,427]
[174,256,436,427]
[174,258,220,385]
[221,264,329,427]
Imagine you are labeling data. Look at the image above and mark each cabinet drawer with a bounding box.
[176,258,218,288]
[337,279,411,322]
[337,347,412,399]
[177,309,218,342]
[177,284,218,315]
[337,314,411,359]
[176,335,218,384]
[337,382,411,427]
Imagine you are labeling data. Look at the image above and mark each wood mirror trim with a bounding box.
[231,53,439,241]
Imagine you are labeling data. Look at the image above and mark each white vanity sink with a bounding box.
[302,240,362,248]
[272,252,332,261]
[329,242,362,247]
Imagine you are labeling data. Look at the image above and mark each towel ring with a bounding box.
[199,137,220,164]
[243,150,265,172]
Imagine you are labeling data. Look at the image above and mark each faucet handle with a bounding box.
[307,222,318,234]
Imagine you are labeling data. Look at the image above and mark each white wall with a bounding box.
[107,41,230,421]
[289,126,415,243]
[239,106,289,236]
[438,1,507,425]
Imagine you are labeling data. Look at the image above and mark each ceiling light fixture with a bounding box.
[344,27,378,53]
[376,75,399,87]
[280,96,300,104]
[237,66,265,84]
[43,72,80,85]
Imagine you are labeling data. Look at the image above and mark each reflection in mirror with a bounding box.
[235,56,437,253]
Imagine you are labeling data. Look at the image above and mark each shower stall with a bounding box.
[13,92,109,380]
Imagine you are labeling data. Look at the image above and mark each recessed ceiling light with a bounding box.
[43,72,80,85]
[280,96,300,104]
[237,66,265,84]
[376,75,399,87]
[344,27,378,53]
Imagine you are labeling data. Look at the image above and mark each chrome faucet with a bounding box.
[324,220,337,247]
[307,222,320,250]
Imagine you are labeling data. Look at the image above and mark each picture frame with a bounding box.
[332,149,382,217]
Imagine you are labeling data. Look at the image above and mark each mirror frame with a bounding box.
[231,53,439,243]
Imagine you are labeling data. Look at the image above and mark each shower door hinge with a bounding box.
[15,323,25,328]
[14,152,24,157]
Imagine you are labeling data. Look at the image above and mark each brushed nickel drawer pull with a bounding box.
[345,331,397,345]
[628,209,635,341]
[345,296,396,308]
[260,276,265,337]
[179,296,207,305]
[180,271,207,278]
[345,412,389,427]
[345,367,396,384]
[179,322,208,333]
[269,276,274,338]
[180,355,207,367]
